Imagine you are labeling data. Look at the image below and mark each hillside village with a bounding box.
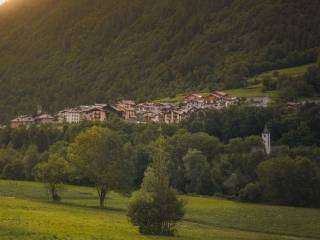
[10,91,240,128]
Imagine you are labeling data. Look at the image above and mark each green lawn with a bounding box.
[256,63,316,80]
[224,84,278,98]
[0,180,319,240]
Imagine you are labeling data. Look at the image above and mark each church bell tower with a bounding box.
[262,125,271,155]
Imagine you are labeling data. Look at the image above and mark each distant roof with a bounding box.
[35,113,54,119]
[119,100,136,105]
[211,91,228,96]
[185,93,203,98]
[11,115,35,122]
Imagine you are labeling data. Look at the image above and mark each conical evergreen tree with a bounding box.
[128,136,185,236]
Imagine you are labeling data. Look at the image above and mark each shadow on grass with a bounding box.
[24,197,128,214]
[58,201,126,213]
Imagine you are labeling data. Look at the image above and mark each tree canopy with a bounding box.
[1,104,320,207]
[68,126,133,207]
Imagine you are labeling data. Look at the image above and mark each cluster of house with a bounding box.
[10,104,111,129]
[10,91,239,128]
[114,91,239,124]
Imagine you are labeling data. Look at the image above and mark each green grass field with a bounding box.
[224,84,277,98]
[0,180,319,240]
[256,63,316,80]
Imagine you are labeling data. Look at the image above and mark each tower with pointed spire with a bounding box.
[262,125,271,155]
[37,105,42,115]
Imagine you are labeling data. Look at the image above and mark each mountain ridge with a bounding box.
[0,0,319,122]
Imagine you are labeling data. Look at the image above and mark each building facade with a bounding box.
[11,115,35,128]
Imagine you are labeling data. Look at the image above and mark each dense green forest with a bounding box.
[1,104,320,207]
[0,0,320,122]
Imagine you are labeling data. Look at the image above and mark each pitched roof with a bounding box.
[212,91,228,96]
[11,115,35,122]
[35,113,54,120]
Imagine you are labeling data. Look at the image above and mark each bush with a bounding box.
[183,149,213,195]
[262,76,278,92]
[239,182,262,202]
[2,159,25,180]
[128,189,185,235]
[34,154,70,202]
[257,157,320,206]
[304,66,320,93]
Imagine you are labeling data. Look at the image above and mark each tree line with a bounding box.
[1,105,320,234]
[0,105,319,207]
[262,59,320,101]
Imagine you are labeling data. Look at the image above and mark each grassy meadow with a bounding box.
[255,63,316,80]
[224,84,277,98]
[0,180,319,240]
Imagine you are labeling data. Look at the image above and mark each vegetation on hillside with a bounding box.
[0,0,320,121]
[1,104,320,207]
[260,60,320,101]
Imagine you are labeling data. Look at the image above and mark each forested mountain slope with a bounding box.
[0,0,319,122]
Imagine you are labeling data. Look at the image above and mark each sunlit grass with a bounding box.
[224,84,278,98]
[257,63,316,79]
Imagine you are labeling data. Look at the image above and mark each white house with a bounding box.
[57,108,81,123]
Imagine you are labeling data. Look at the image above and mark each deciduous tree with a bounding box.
[257,157,320,206]
[68,127,133,208]
[34,154,70,202]
[183,149,213,195]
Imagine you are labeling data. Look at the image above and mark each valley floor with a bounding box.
[0,180,319,240]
